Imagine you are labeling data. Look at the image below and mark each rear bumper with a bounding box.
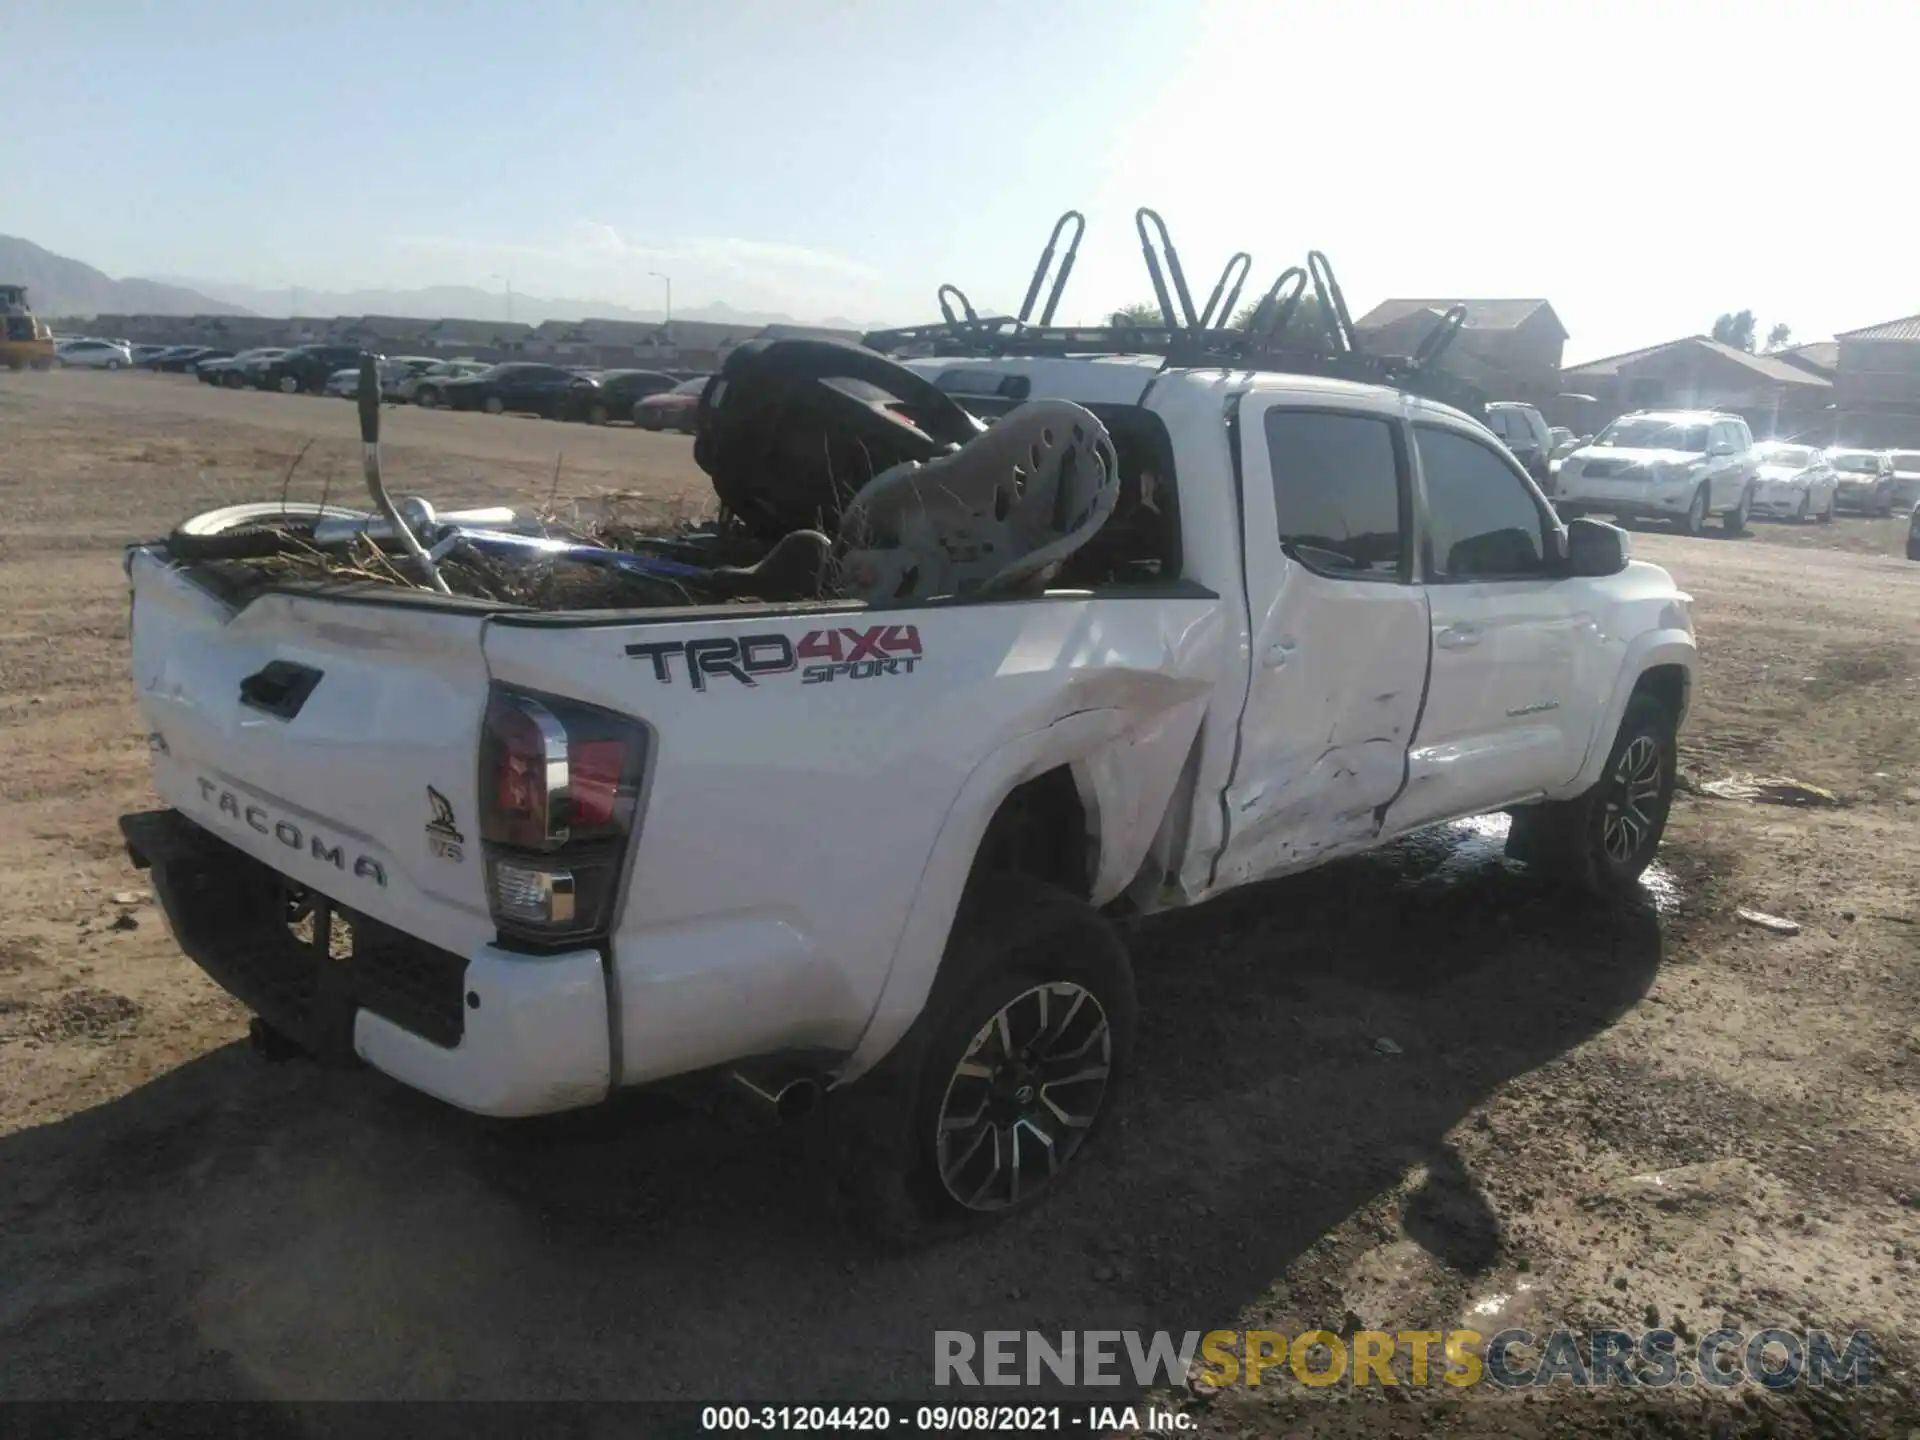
[121,808,611,1117]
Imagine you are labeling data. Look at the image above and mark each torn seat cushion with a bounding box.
[693,338,983,538]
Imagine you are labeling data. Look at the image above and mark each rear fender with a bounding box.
[840,696,1205,1081]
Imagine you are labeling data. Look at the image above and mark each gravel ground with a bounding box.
[1,369,1916,1435]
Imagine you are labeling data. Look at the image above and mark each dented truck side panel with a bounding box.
[480,594,1226,1087]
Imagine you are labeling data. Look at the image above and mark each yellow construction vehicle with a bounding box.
[1,285,57,370]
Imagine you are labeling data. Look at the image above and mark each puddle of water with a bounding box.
[1638,861,1682,915]
[1401,811,1685,914]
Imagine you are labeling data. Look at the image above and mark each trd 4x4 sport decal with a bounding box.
[626,624,923,692]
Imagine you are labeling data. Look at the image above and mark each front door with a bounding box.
[1387,421,1589,834]
[1211,395,1429,890]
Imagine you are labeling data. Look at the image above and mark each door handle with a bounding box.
[239,660,323,720]
[1436,624,1481,651]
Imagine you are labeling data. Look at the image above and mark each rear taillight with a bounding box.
[478,686,649,947]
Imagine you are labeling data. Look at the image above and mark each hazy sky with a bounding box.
[3,0,1912,359]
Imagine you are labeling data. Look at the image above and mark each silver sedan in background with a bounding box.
[1749,441,1837,523]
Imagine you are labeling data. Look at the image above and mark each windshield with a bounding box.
[1830,452,1881,472]
[1595,418,1709,451]
[671,377,708,395]
[1755,443,1815,467]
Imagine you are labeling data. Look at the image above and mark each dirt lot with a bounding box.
[1,370,1917,1434]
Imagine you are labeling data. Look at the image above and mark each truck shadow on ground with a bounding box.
[0,817,1662,1401]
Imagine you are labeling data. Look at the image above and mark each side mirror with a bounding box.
[1565,516,1631,577]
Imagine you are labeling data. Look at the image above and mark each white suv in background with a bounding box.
[1556,410,1758,535]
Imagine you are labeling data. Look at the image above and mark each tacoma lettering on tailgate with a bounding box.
[196,778,388,887]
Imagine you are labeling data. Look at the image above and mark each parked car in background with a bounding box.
[196,350,260,385]
[1484,401,1554,492]
[1748,441,1837,523]
[1825,449,1896,516]
[1548,426,1574,451]
[158,346,230,373]
[258,344,376,395]
[571,368,679,424]
[232,347,292,389]
[54,338,134,370]
[406,359,491,406]
[379,356,439,400]
[438,362,595,417]
[1556,409,1758,534]
[323,356,436,400]
[1886,450,1920,513]
[129,344,170,366]
[632,375,709,432]
[141,345,208,371]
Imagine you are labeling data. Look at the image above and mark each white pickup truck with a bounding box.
[119,341,1697,1233]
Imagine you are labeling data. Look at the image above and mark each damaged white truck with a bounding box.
[119,217,1697,1232]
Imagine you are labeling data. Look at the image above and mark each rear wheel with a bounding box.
[105,358,122,371]
[830,877,1135,1246]
[588,403,608,425]
[1795,492,1810,523]
[277,374,299,394]
[1505,691,1678,899]
[483,395,506,416]
[166,501,371,561]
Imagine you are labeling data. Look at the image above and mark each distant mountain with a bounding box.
[148,278,889,331]
[0,236,253,317]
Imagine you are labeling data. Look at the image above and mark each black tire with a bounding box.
[417,387,439,408]
[1907,533,1919,562]
[1680,485,1709,536]
[1720,485,1751,535]
[224,372,245,389]
[1795,492,1810,524]
[483,395,506,416]
[828,876,1136,1247]
[588,403,608,425]
[1504,690,1678,899]
[1818,493,1835,524]
[166,501,370,561]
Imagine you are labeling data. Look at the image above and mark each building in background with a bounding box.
[1352,297,1569,404]
[1558,336,1832,441]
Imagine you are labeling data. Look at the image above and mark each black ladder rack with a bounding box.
[860,206,1488,421]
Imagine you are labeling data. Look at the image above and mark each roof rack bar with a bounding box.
[1018,210,1086,327]
[937,285,979,332]
[1245,266,1308,342]
[1306,250,1358,354]
[1412,304,1467,371]
[1198,252,1253,332]
[1136,208,1199,334]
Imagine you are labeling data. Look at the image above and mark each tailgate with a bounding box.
[128,551,497,958]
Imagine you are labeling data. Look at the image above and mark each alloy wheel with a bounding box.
[935,981,1112,1212]
[1602,735,1664,865]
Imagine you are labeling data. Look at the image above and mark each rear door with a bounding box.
[1388,419,1589,832]
[1212,392,1429,888]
